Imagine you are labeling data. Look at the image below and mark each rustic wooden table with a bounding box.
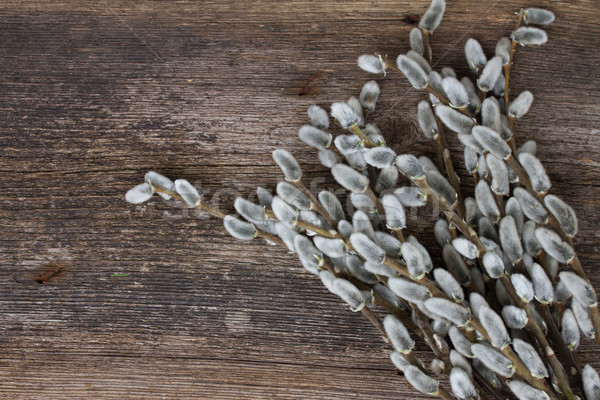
[1,1,598,399]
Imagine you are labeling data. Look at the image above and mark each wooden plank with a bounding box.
[0,0,598,398]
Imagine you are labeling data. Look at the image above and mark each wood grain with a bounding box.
[0,1,598,398]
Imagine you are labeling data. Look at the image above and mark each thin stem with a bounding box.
[365,186,385,216]
[348,123,377,148]
[443,149,464,215]
[420,28,432,63]
[589,304,600,347]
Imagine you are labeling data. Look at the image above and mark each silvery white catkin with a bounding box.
[450,350,472,376]
[351,192,375,212]
[572,299,595,339]
[500,115,514,140]
[433,268,464,302]
[452,237,479,260]
[472,125,512,160]
[330,101,362,129]
[426,170,457,205]
[535,227,574,264]
[396,154,425,179]
[417,101,438,139]
[359,80,380,112]
[224,214,258,241]
[555,279,571,303]
[430,359,445,375]
[277,182,311,210]
[544,194,578,237]
[486,154,509,195]
[450,368,478,400]
[524,8,555,26]
[364,147,396,168]
[512,338,548,379]
[499,216,524,264]
[298,125,331,150]
[465,197,482,225]
[461,78,481,114]
[345,256,379,285]
[318,149,340,168]
[300,210,328,231]
[374,283,405,310]
[404,366,440,395]
[353,210,375,240]
[388,277,432,303]
[464,146,479,174]
[508,90,534,119]
[442,244,471,285]
[441,67,456,78]
[396,55,429,89]
[346,149,367,171]
[492,73,505,97]
[518,140,537,156]
[531,263,554,304]
[513,187,548,224]
[511,27,548,46]
[465,38,487,72]
[272,149,302,182]
[409,27,424,55]
[518,152,551,194]
[394,187,427,207]
[470,293,489,321]
[383,314,415,354]
[434,219,451,246]
[350,232,386,263]
[256,187,273,208]
[479,217,500,243]
[471,343,515,378]
[480,236,500,253]
[442,76,469,108]
[435,105,475,134]
[482,251,505,278]
[449,326,474,358]
[126,182,154,204]
[562,308,580,350]
[511,273,535,303]
[419,0,446,33]
[317,191,344,222]
[480,307,511,348]
[307,104,329,129]
[502,305,528,329]
[390,351,412,372]
[332,278,365,312]
[458,133,484,154]
[559,271,598,307]
[477,56,503,92]
[364,260,397,278]
[428,71,444,98]
[381,194,406,230]
[508,381,549,400]
[271,196,298,225]
[375,166,399,193]
[234,197,265,223]
[481,97,501,133]
[406,50,431,74]
[505,197,524,236]
[274,223,298,252]
[294,235,322,275]
[331,164,368,193]
[495,36,511,65]
[375,231,402,258]
[346,97,364,124]
[145,171,174,199]
[319,270,336,292]
[357,54,386,75]
[174,179,201,207]
[423,298,471,326]
[583,364,600,400]
[402,241,427,279]
[478,153,488,179]
[313,236,346,258]
[334,134,361,155]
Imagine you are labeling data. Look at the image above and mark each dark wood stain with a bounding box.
[0,1,598,399]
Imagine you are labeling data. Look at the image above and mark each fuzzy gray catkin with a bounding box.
[513,187,548,224]
[396,154,425,179]
[404,366,440,395]
[502,305,528,329]
[145,171,174,199]
[435,105,475,134]
[307,105,329,129]
[442,76,469,108]
[359,80,380,112]
[508,381,549,400]
[477,56,503,92]
[272,149,302,182]
[125,182,154,204]
[330,102,362,128]
[409,27,424,55]
[223,215,257,240]
[383,314,415,354]
[535,227,574,264]
[559,271,598,307]
[479,307,511,349]
[471,344,515,378]
[433,268,464,302]
[234,197,265,223]
[508,90,534,118]
[364,147,396,168]
[298,125,331,150]
[449,368,478,400]
[511,27,548,46]
[465,38,487,72]
[418,0,446,33]
[174,179,202,207]
[423,298,471,326]
[472,125,512,159]
[357,54,386,75]
[583,364,600,400]
[524,8,555,25]
[396,55,429,89]
[417,101,438,139]
[512,338,549,378]
[544,194,578,237]
[332,278,365,312]
[331,164,368,193]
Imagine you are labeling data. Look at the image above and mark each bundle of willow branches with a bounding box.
[126,1,600,399]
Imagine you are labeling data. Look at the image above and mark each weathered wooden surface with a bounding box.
[0,1,598,398]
